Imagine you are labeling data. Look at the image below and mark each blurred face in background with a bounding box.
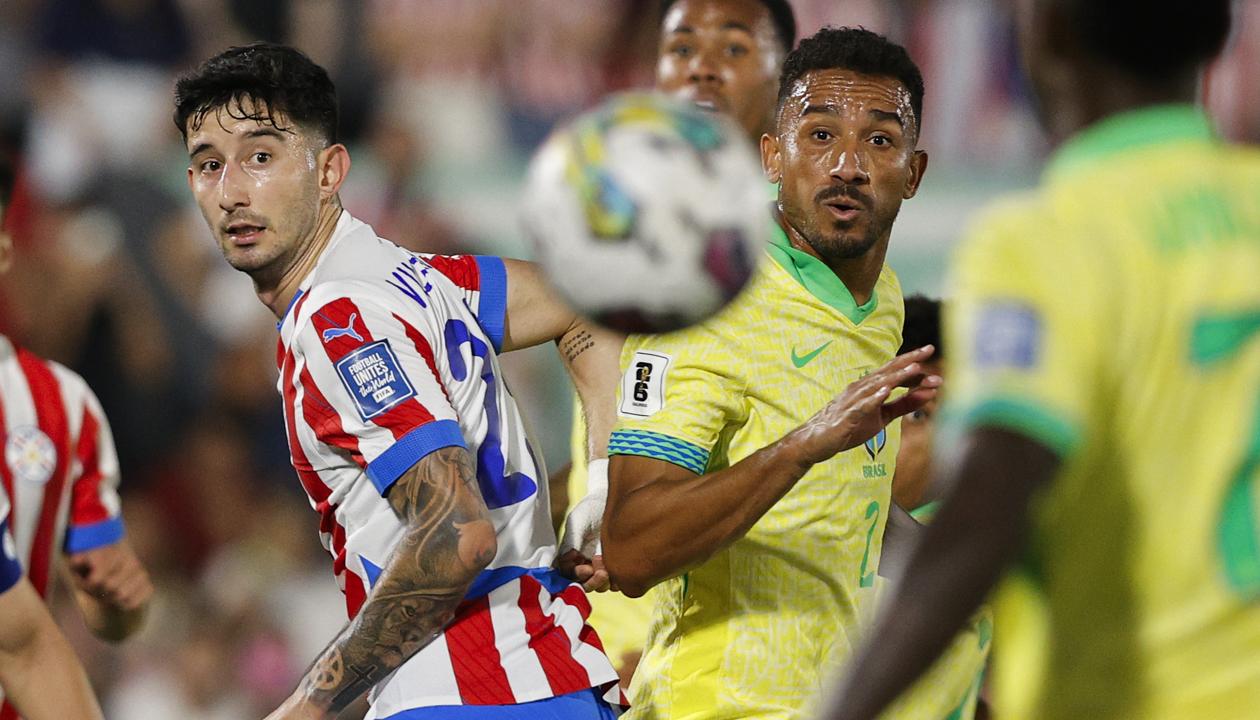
[764,68,927,265]
[656,0,784,141]
[184,103,332,286]
[891,359,942,510]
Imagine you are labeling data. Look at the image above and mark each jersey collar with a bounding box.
[1046,104,1215,182]
[766,218,879,325]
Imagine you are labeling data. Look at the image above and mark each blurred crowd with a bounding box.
[0,0,1255,717]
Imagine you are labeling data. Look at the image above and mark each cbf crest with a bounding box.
[864,427,887,461]
[7,425,57,485]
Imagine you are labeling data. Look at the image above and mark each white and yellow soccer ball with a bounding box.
[521,92,769,334]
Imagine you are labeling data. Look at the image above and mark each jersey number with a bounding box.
[1192,310,1260,599]
[859,500,881,588]
[444,319,538,509]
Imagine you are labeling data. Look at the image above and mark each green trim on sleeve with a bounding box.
[609,428,710,475]
[956,397,1082,459]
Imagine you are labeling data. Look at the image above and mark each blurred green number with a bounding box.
[1191,310,1260,598]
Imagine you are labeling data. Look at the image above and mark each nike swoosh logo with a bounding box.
[791,341,833,368]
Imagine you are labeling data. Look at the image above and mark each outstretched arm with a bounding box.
[603,346,941,598]
[820,428,1059,720]
[266,447,496,719]
[0,577,104,720]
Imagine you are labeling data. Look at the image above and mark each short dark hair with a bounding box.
[174,42,339,145]
[660,0,797,54]
[777,27,924,137]
[898,295,941,358]
[1066,0,1231,79]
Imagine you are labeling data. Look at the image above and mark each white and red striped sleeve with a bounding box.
[420,255,508,352]
[62,375,124,554]
[0,489,20,594]
[294,292,465,495]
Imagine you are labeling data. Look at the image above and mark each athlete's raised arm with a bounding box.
[603,346,940,597]
[265,447,496,720]
[0,576,104,720]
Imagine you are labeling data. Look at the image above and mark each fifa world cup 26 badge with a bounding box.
[6,426,57,485]
[863,428,888,478]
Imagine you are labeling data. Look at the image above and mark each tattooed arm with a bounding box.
[265,447,496,720]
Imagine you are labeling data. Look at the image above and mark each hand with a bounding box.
[554,548,612,592]
[556,459,611,592]
[794,345,942,466]
[67,540,153,612]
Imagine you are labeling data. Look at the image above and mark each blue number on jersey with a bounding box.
[443,319,537,509]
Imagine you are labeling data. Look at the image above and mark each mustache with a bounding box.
[815,184,872,209]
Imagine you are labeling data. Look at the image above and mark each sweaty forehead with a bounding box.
[663,0,775,39]
[784,69,916,127]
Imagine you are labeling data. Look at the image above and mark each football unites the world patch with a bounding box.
[335,340,417,420]
[974,303,1041,369]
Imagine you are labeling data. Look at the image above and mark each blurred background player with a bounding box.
[176,43,626,719]
[824,1,1260,719]
[0,487,105,720]
[556,0,798,689]
[0,151,152,719]
[595,28,935,719]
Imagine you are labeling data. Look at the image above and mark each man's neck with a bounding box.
[1047,67,1198,145]
[258,200,344,319]
[776,210,889,306]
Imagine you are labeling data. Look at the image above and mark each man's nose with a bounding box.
[218,163,250,211]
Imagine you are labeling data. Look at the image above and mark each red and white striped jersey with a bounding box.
[276,212,619,714]
[0,335,125,599]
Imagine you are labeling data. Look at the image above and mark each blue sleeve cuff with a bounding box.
[609,429,710,475]
[1,520,21,593]
[366,419,467,495]
[474,256,507,352]
[64,516,126,554]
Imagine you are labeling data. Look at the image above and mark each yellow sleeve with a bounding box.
[944,199,1107,458]
[609,328,745,475]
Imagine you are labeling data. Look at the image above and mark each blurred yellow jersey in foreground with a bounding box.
[946,105,1260,720]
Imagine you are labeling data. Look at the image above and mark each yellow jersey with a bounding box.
[611,223,904,719]
[945,105,1260,720]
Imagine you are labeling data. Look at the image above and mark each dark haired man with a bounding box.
[824,1,1260,718]
[555,0,799,689]
[176,43,629,719]
[594,27,936,718]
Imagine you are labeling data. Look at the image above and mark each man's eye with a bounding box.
[727,44,749,57]
[671,44,693,58]
[253,152,271,163]
[811,129,832,141]
[870,135,891,147]
[200,160,221,172]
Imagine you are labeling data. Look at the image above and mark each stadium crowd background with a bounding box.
[0,0,1256,717]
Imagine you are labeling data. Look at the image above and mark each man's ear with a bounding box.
[903,150,929,200]
[318,144,351,198]
[760,132,782,184]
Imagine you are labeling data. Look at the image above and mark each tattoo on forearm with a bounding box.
[299,447,494,712]
[560,328,596,363]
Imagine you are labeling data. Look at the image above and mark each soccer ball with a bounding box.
[521,92,770,334]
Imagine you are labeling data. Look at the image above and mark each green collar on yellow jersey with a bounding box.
[1047,104,1214,181]
[766,220,878,325]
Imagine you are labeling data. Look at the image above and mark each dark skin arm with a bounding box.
[821,427,1061,720]
[603,347,941,598]
[265,447,496,720]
